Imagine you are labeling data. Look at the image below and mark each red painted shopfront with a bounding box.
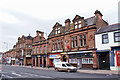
[115,51,120,66]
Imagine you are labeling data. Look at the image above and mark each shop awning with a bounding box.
[68,51,93,54]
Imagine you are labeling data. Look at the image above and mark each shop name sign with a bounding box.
[52,50,63,53]
[49,55,60,59]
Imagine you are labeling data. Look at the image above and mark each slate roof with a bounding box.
[96,23,120,34]
[85,16,96,26]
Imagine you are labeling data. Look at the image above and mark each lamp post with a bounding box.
[45,32,48,68]
[3,42,8,65]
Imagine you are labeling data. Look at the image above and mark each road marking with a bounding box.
[21,72,52,78]
[12,72,22,76]
[21,72,38,76]
[40,75,53,78]
[2,74,13,78]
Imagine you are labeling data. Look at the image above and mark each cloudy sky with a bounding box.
[0,0,119,52]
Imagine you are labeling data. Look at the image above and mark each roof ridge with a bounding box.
[85,16,95,20]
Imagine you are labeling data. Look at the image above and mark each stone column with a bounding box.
[35,57,37,67]
[38,57,40,67]
[93,50,99,69]
[66,55,69,63]
[24,57,26,66]
[32,57,33,67]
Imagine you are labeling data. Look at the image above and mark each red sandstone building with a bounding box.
[31,31,48,67]
[47,10,108,69]
[5,10,109,70]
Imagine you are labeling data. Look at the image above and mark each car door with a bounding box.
[62,64,67,71]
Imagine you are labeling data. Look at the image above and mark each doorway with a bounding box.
[98,52,110,70]
[63,55,67,62]
[77,58,82,69]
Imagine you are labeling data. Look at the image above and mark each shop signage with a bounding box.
[52,50,63,53]
[61,52,67,54]
[49,55,60,59]
[37,55,46,57]
[115,51,120,66]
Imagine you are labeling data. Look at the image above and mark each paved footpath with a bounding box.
[10,65,119,75]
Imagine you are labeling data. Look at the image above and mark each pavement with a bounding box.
[10,65,119,75]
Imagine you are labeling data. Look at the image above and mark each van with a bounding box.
[54,62,77,72]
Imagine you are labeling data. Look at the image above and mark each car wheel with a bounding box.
[68,69,71,72]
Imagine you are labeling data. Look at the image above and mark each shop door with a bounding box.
[44,58,46,67]
[99,52,110,70]
[77,58,82,69]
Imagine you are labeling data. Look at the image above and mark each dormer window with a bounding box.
[75,22,77,29]
[55,27,61,35]
[78,20,81,28]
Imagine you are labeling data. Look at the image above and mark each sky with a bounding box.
[0,0,119,52]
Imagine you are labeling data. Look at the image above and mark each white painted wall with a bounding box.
[95,30,120,70]
[95,31,120,50]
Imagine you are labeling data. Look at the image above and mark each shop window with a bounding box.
[69,58,77,63]
[114,32,120,42]
[82,58,93,64]
[102,34,109,44]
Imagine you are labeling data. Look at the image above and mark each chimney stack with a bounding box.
[94,10,103,20]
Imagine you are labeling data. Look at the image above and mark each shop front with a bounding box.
[110,46,120,70]
[37,55,47,67]
[68,51,93,69]
[49,53,61,67]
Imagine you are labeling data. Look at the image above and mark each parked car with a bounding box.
[54,62,77,72]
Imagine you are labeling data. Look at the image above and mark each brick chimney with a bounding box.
[94,10,103,20]
[18,37,20,43]
[65,19,71,31]
[36,30,40,36]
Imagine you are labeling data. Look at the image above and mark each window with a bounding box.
[102,34,109,44]
[74,22,77,29]
[33,48,35,54]
[83,35,86,46]
[36,47,38,54]
[55,27,61,34]
[82,58,93,64]
[58,28,60,34]
[79,35,83,47]
[72,37,74,48]
[61,40,63,49]
[78,20,81,28]
[40,47,42,53]
[27,44,32,48]
[58,40,60,49]
[75,36,78,47]
[114,32,120,42]
[62,64,66,67]
[44,46,46,53]
[22,44,24,48]
[27,51,31,55]
[55,40,57,50]
[53,41,55,50]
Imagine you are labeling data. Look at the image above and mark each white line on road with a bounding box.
[12,72,22,76]
[2,74,13,78]
[21,72,38,76]
[21,72,53,78]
